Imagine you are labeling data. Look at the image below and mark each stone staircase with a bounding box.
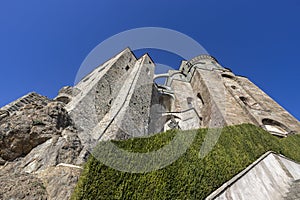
[284,179,300,200]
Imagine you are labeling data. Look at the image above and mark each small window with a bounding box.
[231,85,236,89]
[83,76,90,82]
[146,68,150,76]
[98,67,105,73]
[239,96,248,105]
[221,74,234,79]
[187,97,193,108]
[197,93,204,105]
[125,65,130,71]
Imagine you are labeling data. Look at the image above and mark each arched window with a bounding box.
[262,118,289,136]
[165,115,181,130]
[56,96,71,104]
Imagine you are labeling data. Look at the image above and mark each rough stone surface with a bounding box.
[66,48,139,144]
[0,171,47,200]
[0,95,84,200]
[0,100,73,162]
[284,180,300,200]
[37,166,82,200]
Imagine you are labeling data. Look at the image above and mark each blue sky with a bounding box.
[0,0,299,120]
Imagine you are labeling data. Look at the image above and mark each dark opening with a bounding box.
[187,97,193,108]
[239,96,248,105]
[262,118,289,136]
[221,74,234,79]
[197,93,205,105]
[83,76,90,82]
[125,65,130,71]
[56,96,71,104]
[146,67,150,76]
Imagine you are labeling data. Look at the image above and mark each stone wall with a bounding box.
[99,54,156,140]
[238,76,300,134]
[66,48,138,144]
[190,67,226,128]
[220,73,259,126]
[167,55,300,135]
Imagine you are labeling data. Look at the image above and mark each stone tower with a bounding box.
[160,54,300,137]
[54,48,300,142]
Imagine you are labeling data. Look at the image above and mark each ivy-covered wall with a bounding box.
[72,124,300,200]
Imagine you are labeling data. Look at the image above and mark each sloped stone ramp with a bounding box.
[206,151,300,200]
[284,179,300,200]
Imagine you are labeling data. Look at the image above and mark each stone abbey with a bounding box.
[54,48,300,141]
[1,48,300,200]
[2,48,300,141]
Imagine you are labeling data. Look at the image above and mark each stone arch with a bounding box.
[164,114,181,131]
[55,96,71,104]
[262,118,290,136]
[153,73,169,81]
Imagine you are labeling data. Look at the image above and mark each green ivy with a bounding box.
[71,124,300,200]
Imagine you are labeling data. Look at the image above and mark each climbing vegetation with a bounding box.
[72,124,300,200]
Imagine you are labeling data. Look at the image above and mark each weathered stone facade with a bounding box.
[64,48,300,141]
[161,54,300,136]
[0,47,299,200]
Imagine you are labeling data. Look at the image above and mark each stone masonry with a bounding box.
[59,48,300,141]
